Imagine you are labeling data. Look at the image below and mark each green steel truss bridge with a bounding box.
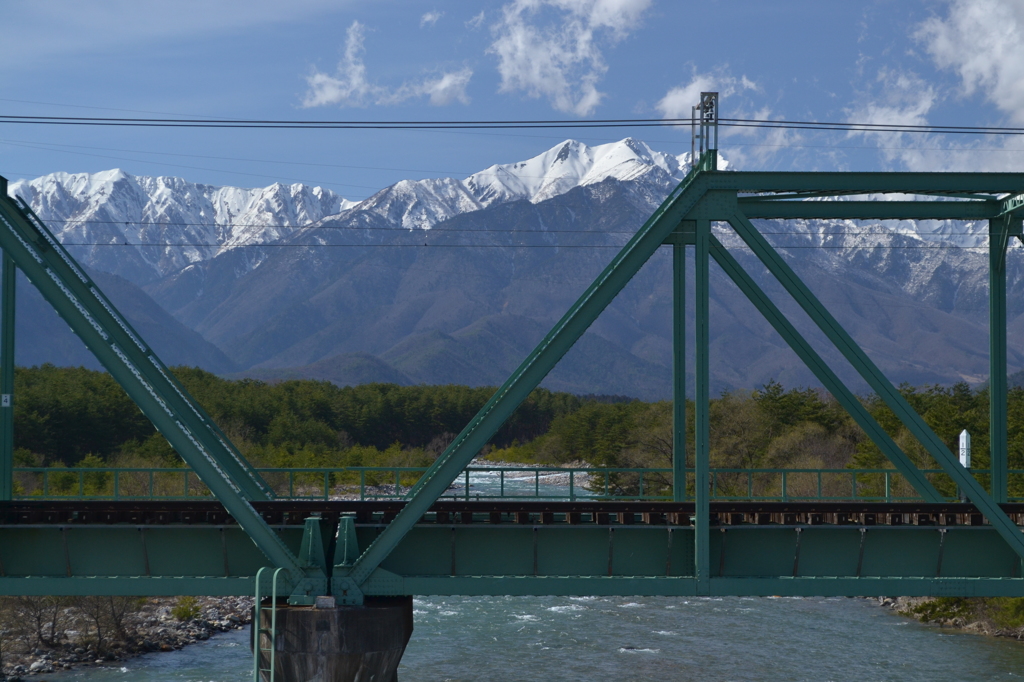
[2,93,1024,607]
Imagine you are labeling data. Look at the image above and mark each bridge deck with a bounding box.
[3,499,1021,526]
[1,501,1021,598]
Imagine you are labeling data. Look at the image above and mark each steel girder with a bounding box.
[0,523,1021,598]
[725,208,1024,560]
[738,199,999,220]
[718,172,1024,194]
[0,183,320,599]
[0,252,13,501]
[338,160,717,598]
[335,157,1024,600]
[707,234,942,502]
[671,244,686,502]
[3,161,1024,600]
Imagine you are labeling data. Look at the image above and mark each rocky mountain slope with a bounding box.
[7,139,1021,398]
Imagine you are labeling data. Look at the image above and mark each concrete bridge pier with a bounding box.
[255,596,414,682]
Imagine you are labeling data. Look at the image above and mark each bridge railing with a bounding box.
[11,466,1024,502]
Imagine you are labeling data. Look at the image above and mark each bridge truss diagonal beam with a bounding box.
[341,164,716,592]
[727,209,1024,560]
[707,234,942,502]
[0,188,310,587]
[11,200,272,503]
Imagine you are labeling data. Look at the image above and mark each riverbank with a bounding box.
[0,596,252,679]
[881,596,1024,641]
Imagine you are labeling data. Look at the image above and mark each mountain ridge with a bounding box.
[7,138,1023,398]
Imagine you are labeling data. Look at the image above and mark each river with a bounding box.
[40,594,1024,681]
[38,467,1024,680]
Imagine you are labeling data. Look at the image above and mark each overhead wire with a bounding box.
[6,111,1017,251]
[2,114,1023,135]
[60,242,1003,250]
[35,218,994,238]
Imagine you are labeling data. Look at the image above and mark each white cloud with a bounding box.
[382,68,473,106]
[655,71,801,170]
[848,69,937,129]
[916,0,1024,124]
[656,75,717,120]
[488,0,652,116]
[466,11,486,30]
[421,11,443,28]
[303,21,378,107]
[841,1,1024,173]
[839,66,1024,174]
[844,69,953,170]
[303,21,471,108]
[655,72,758,119]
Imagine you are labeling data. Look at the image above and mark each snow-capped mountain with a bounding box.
[6,137,1021,397]
[467,137,693,205]
[6,138,693,284]
[8,170,354,283]
[352,138,695,231]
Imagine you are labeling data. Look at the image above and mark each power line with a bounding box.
[61,242,1002,250]
[0,137,592,180]
[37,220,991,238]
[718,118,1024,136]
[42,218,639,235]
[2,114,1023,135]
[64,242,624,249]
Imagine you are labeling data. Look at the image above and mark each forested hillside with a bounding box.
[12,367,1023,499]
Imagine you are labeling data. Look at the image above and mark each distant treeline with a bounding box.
[11,366,1024,498]
[12,365,585,469]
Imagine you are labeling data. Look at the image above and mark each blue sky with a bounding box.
[1,0,1022,201]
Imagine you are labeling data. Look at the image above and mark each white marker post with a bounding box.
[959,429,971,502]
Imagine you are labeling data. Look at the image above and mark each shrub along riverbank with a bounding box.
[882,596,1024,641]
[0,596,251,679]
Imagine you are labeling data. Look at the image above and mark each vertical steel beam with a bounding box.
[728,210,1024,560]
[990,216,1010,503]
[340,168,713,589]
[672,243,686,502]
[708,235,942,502]
[694,220,710,592]
[0,251,13,501]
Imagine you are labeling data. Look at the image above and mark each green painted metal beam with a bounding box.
[672,243,686,502]
[2,522,1022,597]
[5,194,273,504]
[727,209,1024,561]
[990,216,1011,503]
[3,574,1020,598]
[748,190,998,202]
[0,251,13,501]
[738,199,998,220]
[724,172,1024,194]
[396,576,1024,598]
[0,189,309,586]
[708,234,942,502]
[340,165,715,594]
[695,220,711,594]
[999,192,1024,219]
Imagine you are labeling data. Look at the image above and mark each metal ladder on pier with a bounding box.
[252,567,284,682]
